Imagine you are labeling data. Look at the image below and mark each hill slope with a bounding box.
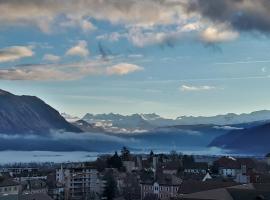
[0,89,81,134]
[209,122,270,153]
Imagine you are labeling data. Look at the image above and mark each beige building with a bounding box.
[0,179,21,197]
[56,165,104,200]
[140,174,182,200]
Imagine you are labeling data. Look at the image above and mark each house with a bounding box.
[214,157,240,177]
[0,178,21,197]
[140,173,182,200]
[21,179,48,194]
[162,161,181,175]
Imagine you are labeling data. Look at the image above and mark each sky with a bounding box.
[1,0,270,118]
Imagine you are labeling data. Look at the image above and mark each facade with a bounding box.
[215,157,241,177]
[0,168,38,176]
[184,162,208,175]
[56,165,104,200]
[123,161,136,173]
[21,179,48,194]
[0,179,21,197]
[140,174,182,200]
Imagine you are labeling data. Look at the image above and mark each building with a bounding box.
[0,178,21,197]
[140,173,182,200]
[184,162,208,175]
[21,179,48,194]
[56,165,104,200]
[123,161,136,173]
[0,168,38,176]
[215,157,241,177]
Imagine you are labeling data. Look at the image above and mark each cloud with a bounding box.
[213,126,243,131]
[180,85,216,92]
[0,61,143,81]
[66,40,89,57]
[2,0,270,46]
[60,17,96,32]
[81,20,96,32]
[0,46,34,63]
[201,24,239,43]
[43,54,61,62]
[97,32,123,42]
[106,63,144,75]
[185,0,270,34]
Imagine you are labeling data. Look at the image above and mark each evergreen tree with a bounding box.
[103,171,117,200]
[121,146,131,161]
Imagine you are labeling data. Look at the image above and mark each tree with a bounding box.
[149,150,154,158]
[170,150,178,161]
[121,146,131,161]
[95,158,107,172]
[182,155,194,166]
[103,171,117,200]
[107,151,123,170]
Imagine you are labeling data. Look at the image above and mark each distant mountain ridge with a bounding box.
[0,89,81,134]
[82,113,154,133]
[176,110,270,125]
[79,110,270,132]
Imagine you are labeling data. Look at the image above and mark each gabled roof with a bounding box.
[184,162,208,170]
[179,180,238,194]
[215,157,240,169]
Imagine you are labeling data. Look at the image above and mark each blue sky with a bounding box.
[1,0,270,118]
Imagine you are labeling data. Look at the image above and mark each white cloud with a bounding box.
[106,63,144,75]
[81,20,96,32]
[66,40,89,57]
[0,61,143,81]
[0,46,34,63]
[43,54,60,62]
[201,24,239,43]
[96,32,124,42]
[180,85,216,92]
[213,126,243,130]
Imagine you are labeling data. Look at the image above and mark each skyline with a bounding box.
[1,1,270,118]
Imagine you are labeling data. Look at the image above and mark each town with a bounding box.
[0,148,270,200]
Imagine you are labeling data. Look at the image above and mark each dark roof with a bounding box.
[0,179,20,187]
[20,193,53,200]
[179,180,238,194]
[215,157,240,169]
[227,188,270,200]
[184,162,208,170]
[156,173,182,186]
[162,161,181,171]
[140,173,182,186]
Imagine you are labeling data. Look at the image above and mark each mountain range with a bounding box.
[74,111,270,133]
[1,88,270,154]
